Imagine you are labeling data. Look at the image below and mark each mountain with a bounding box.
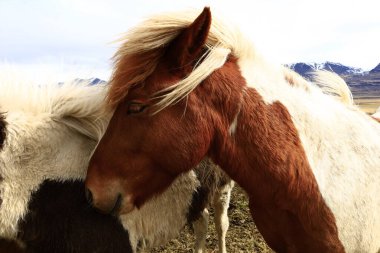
[58,78,106,87]
[74,78,107,85]
[286,62,365,77]
[370,63,380,74]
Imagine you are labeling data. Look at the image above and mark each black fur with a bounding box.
[17,180,133,253]
[187,159,229,223]
[0,113,6,151]
[0,238,25,253]
[0,113,5,209]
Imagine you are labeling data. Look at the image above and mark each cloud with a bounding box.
[0,0,379,77]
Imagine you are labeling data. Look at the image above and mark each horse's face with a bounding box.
[86,66,213,214]
[85,8,216,214]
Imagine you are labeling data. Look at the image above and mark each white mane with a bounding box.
[0,72,109,140]
[0,72,109,237]
[311,70,354,106]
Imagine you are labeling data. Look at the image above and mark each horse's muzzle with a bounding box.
[85,187,122,215]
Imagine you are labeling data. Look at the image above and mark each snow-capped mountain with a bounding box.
[285,62,365,77]
[73,77,106,85]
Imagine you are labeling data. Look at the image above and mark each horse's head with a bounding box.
[0,79,108,237]
[86,8,246,214]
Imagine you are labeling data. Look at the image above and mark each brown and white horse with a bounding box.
[85,7,380,253]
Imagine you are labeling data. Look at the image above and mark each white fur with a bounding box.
[120,171,199,251]
[228,114,238,136]
[213,181,234,253]
[0,77,106,238]
[250,74,380,252]
[237,29,380,253]
[193,209,209,253]
[234,23,380,253]
[372,106,380,120]
[0,73,231,252]
[119,9,380,252]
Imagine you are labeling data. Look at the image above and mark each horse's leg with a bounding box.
[135,238,147,253]
[192,208,209,253]
[213,180,234,253]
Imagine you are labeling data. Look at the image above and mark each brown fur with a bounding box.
[86,8,344,252]
[372,116,380,123]
[283,68,311,91]
[107,49,164,110]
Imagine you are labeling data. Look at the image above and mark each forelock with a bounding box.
[107,8,256,111]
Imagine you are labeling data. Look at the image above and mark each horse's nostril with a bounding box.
[85,187,93,205]
[110,194,123,216]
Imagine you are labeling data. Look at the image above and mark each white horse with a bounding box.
[0,73,232,253]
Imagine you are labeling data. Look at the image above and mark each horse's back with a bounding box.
[290,91,380,252]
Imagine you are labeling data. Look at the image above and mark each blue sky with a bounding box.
[0,0,379,80]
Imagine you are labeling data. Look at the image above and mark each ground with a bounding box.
[152,186,274,253]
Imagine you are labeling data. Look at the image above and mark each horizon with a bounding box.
[0,0,379,81]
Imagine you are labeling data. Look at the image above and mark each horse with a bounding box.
[85,7,380,253]
[0,74,232,253]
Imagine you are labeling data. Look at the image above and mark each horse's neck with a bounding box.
[208,87,345,251]
[209,88,312,195]
[203,57,320,196]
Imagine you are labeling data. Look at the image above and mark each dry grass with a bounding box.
[152,186,274,253]
[355,98,380,113]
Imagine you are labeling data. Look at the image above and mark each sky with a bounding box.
[0,0,379,81]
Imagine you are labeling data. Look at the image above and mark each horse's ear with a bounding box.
[166,7,211,74]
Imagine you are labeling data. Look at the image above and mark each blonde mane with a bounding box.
[109,9,355,114]
[0,73,109,141]
[108,9,256,112]
[311,70,354,106]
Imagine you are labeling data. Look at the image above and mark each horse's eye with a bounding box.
[127,102,147,115]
